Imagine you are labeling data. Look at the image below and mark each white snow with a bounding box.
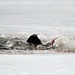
[0,0,75,34]
[0,54,75,75]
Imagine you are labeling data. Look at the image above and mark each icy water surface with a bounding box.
[0,0,75,52]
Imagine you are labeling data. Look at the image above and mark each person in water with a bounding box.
[26,34,42,46]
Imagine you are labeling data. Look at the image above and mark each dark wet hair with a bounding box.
[26,34,42,46]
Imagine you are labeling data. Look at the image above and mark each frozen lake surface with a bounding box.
[0,54,75,75]
[0,1,75,74]
[0,0,75,34]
